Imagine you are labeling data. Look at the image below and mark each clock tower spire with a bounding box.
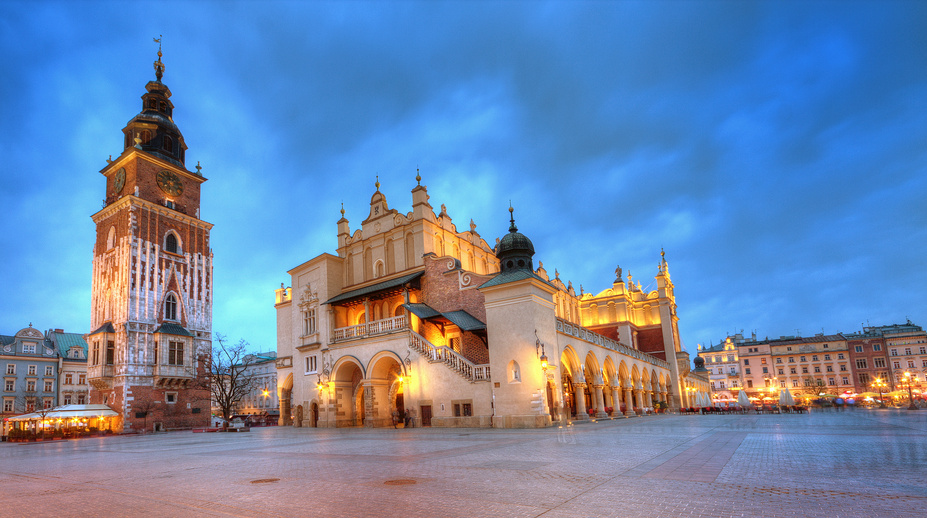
[87,43,213,433]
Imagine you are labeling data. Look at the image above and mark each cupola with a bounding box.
[496,205,535,273]
[120,42,187,166]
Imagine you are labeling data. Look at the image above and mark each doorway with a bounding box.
[420,405,432,427]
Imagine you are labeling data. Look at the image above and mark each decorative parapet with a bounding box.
[555,317,669,369]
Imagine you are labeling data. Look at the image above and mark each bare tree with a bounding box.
[132,394,158,434]
[198,334,261,426]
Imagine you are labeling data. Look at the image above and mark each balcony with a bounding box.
[154,363,194,388]
[333,315,407,343]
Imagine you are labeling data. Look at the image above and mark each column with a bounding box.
[594,384,607,418]
[634,389,644,412]
[573,382,588,420]
[611,385,622,417]
[624,387,636,416]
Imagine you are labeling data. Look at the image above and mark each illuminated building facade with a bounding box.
[275,176,700,428]
[86,49,212,432]
[696,334,744,403]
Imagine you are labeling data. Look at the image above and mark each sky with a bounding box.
[1,1,925,355]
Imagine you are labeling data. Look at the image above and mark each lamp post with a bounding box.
[871,377,887,408]
[899,371,918,411]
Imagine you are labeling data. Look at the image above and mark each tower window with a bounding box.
[140,130,152,145]
[164,136,173,153]
[148,99,157,109]
[165,233,179,254]
[165,293,178,321]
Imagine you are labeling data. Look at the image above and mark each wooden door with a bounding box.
[420,405,432,427]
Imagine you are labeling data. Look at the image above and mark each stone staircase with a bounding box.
[408,330,491,383]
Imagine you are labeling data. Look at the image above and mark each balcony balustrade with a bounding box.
[332,315,407,343]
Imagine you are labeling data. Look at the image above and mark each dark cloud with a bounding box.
[1,1,924,352]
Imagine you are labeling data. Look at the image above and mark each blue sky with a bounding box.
[1,1,924,354]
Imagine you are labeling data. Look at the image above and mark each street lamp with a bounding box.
[899,371,918,411]
[871,377,887,408]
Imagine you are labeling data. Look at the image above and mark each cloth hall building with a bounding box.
[275,178,705,428]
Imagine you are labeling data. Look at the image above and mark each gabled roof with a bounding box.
[401,303,486,332]
[441,310,486,332]
[403,303,441,320]
[478,268,556,289]
[153,323,192,336]
[325,270,424,305]
[88,322,116,335]
[50,332,89,357]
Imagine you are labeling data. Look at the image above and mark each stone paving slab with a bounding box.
[2,408,925,517]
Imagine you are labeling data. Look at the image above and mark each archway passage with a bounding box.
[546,380,557,418]
[562,373,576,418]
[368,353,405,428]
[333,360,365,427]
[310,402,319,427]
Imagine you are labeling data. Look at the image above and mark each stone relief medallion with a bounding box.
[375,222,381,233]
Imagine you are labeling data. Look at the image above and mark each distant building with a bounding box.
[697,333,746,402]
[234,352,278,416]
[46,329,89,406]
[845,321,926,394]
[701,321,925,404]
[2,326,60,418]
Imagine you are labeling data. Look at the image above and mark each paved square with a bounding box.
[3,409,925,517]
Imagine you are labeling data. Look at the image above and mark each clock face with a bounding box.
[157,170,184,197]
[113,168,126,194]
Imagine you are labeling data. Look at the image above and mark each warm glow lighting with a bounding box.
[540,354,549,371]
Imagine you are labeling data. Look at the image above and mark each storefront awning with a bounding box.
[325,271,424,306]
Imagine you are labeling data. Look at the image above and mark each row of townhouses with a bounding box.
[697,321,927,403]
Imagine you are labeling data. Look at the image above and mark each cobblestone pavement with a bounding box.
[2,408,925,517]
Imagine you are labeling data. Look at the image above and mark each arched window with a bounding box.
[140,130,152,145]
[106,226,116,250]
[165,293,178,321]
[165,232,179,254]
[148,99,157,109]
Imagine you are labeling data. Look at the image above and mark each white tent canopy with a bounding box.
[737,390,751,408]
[7,404,118,422]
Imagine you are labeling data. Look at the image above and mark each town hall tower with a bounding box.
[87,46,212,431]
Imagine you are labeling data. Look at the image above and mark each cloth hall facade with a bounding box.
[275,178,701,428]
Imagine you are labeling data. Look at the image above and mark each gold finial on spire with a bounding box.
[416,167,421,186]
[375,175,380,191]
[340,202,345,217]
[153,35,165,81]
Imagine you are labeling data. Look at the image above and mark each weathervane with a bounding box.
[153,35,164,81]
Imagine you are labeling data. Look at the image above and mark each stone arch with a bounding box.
[367,351,405,427]
[508,360,521,383]
[581,351,602,417]
[332,356,366,427]
[603,356,618,413]
[278,372,293,426]
[559,346,582,419]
